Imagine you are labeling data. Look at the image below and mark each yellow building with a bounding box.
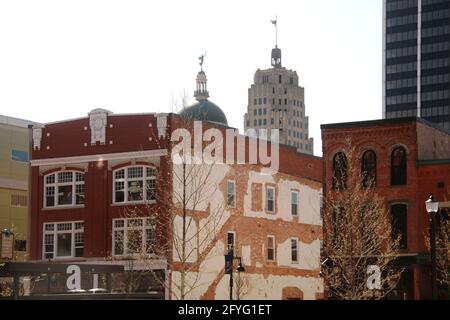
[0,115,34,261]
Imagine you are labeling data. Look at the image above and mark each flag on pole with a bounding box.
[271,19,277,26]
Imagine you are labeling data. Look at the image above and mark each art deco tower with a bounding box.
[244,21,314,154]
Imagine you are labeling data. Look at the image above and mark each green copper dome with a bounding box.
[180,100,228,126]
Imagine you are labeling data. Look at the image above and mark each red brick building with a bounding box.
[321,117,450,299]
[29,108,325,299]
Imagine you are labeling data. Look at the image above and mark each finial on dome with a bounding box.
[194,53,209,101]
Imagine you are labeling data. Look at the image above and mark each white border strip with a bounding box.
[382,0,387,119]
[30,149,168,167]
[417,0,422,117]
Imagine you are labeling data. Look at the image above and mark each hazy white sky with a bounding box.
[0,0,382,156]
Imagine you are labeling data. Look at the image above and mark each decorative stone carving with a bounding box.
[89,108,112,145]
[32,125,44,150]
[157,114,168,139]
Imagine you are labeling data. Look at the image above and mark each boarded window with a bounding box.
[11,194,27,207]
[251,183,262,211]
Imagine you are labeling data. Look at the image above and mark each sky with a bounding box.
[0,0,382,156]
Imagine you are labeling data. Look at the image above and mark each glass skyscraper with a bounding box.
[383,0,450,130]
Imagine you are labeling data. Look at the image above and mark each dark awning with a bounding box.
[0,262,124,277]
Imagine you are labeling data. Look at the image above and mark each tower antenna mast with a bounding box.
[271,16,278,48]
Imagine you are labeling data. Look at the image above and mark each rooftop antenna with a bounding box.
[271,16,278,48]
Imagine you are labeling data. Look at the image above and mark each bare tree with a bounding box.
[108,108,230,300]
[322,141,404,300]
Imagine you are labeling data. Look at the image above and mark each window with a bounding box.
[11,194,27,207]
[362,150,377,187]
[44,171,85,208]
[14,240,26,252]
[291,191,298,216]
[279,75,282,84]
[227,180,236,207]
[391,204,407,249]
[113,218,156,256]
[227,232,235,255]
[291,238,298,263]
[332,152,347,190]
[266,186,275,212]
[391,147,407,186]
[267,236,275,261]
[113,166,157,203]
[43,221,84,259]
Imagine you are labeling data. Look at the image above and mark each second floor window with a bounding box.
[291,191,298,216]
[227,232,235,255]
[391,204,408,249]
[113,166,156,204]
[113,218,156,256]
[44,171,85,208]
[43,221,84,259]
[267,236,275,261]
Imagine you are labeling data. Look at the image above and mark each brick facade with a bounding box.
[29,110,324,300]
[321,117,450,299]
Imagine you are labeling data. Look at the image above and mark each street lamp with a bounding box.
[425,194,438,300]
[224,250,245,300]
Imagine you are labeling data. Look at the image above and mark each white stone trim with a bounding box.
[382,0,387,118]
[30,149,168,167]
[417,0,422,117]
[157,113,168,139]
[0,115,35,128]
[32,125,45,150]
[89,109,111,145]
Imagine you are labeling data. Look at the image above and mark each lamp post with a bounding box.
[224,250,245,300]
[425,194,439,300]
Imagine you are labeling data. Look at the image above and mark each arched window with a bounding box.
[391,147,407,186]
[362,150,377,187]
[113,165,157,204]
[391,204,407,249]
[333,152,348,190]
[44,171,85,208]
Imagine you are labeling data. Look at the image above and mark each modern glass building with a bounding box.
[383,0,450,130]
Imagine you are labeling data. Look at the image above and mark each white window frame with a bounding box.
[43,171,85,208]
[267,235,276,262]
[226,231,236,255]
[112,217,156,256]
[42,221,84,260]
[227,180,236,208]
[112,165,157,204]
[291,191,299,216]
[291,237,299,263]
[266,186,275,213]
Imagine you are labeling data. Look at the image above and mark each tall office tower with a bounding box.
[383,0,450,130]
[244,45,314,155]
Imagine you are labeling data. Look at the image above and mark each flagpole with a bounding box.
[275,15,277,48]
